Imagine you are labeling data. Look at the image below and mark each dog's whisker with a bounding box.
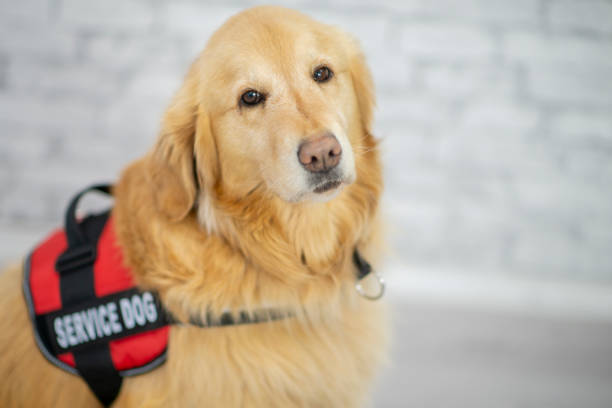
[246,182,264,196]
[352,146,379,156]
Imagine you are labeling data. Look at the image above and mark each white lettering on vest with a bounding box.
[80,310,96,340]
[120,298,135,330]
[63,314,77,346]
[131,295,146,326]
[51,293,160,350]
[89,307,103,338]
[71,312,88,344]
[107,302,122,334]
[98,305,111,336]
[54,317,68,349]
[142,292,157,323]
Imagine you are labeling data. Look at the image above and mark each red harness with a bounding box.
[23,186,170,406]
[24,214,170,373]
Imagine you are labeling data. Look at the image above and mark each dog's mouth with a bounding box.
[308,168,346,195]
[313,179,342,194]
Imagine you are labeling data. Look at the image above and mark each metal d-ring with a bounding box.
[355,272,385,301]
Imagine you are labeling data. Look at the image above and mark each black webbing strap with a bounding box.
[353,249,372,280]
[165,308,290,328]
[55,184,121,407]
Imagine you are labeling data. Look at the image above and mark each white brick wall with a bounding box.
[549,0,612,34]
[1,0,611,283]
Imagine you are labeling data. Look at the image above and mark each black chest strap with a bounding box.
[54,185,122,406]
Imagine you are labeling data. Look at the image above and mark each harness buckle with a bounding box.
[55,244,97,274]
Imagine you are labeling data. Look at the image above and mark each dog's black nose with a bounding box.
[297,133,342,173]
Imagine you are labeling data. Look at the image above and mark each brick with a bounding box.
[6,59,120,101]
[512,227,575,273]
[392,191,515,268]
[438,144,516,182]
[60,0,154,31]
[0,93,98,131]
[389,0,540,26]
[514,176,612,226]
[433,126,563,186]
[0,182,58,222]
[0,22,76,60]
[313,11,388,55]
[0,0,52,24]
[104,91,166,148]
[377,91,453,125]
[422,63,516,99]
[560,147,612,186]
[548,0,612,35]
[401,23,495,61]
[370,53,411,91]
[0,126,51,165]
[160,3,243,40]
[0,222,58,266]
[460,98,539,133]
[123,68,182,100]
[549,111,612,142]
[66,145,120,174]
[526,63,612,106]
[512,219,612,279]
[503,32,612,68]
[83,34,184,75]
[0,54,7,89]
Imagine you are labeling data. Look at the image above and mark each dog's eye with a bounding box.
[240,90,264,106]
[313,66,333,83]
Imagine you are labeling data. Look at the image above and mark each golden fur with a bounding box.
[0,6,387,407]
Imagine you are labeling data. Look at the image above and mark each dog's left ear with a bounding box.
[347,40,376,133]
[147,104,198,222]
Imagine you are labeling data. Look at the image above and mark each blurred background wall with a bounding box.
[1,0,612,306]
[2,2,612,406]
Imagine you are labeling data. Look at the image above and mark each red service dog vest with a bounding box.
[23,185,170,406]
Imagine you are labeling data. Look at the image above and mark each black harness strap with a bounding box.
[353,249,372,281]
[55,185,122,406]
[166,308,291,329]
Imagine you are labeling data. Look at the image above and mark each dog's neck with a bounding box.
[114,145,381,321]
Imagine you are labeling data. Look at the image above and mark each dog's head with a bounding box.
[147,6,375,224]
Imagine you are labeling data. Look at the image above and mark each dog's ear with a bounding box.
[147,65,218,222]
[348,41,376,133]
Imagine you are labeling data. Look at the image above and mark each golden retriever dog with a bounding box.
[0,6,387,407]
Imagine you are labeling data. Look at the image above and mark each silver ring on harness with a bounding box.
[355,272,385,301]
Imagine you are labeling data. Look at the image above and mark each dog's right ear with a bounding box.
[347,41,375,134]
[146,64,219,222]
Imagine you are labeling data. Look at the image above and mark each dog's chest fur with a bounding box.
[115,301,387,407]
[106,145,387,406]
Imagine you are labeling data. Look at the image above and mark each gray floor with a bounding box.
[373,301,612,408]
